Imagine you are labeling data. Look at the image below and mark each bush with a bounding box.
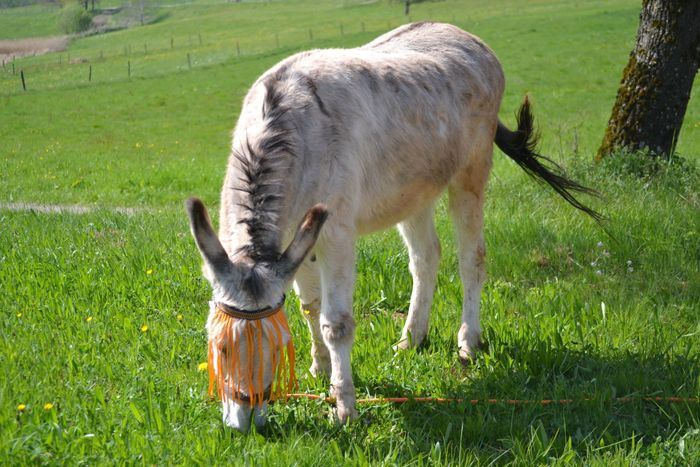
[60,3,92,34]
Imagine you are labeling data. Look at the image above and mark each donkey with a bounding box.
[186,22,599,432]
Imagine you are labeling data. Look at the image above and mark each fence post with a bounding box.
[89,65,92,82]
[12,61,15,75]
[20,70,26,91]
[128,60,131,78]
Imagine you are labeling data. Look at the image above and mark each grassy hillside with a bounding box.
[0,3,62,39]
[1,0,698,464]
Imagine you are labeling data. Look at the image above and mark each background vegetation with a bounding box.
[1,0,698,464]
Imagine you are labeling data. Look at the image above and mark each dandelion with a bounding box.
[141,325,149,333]
[16,312,22,318]
[44,403,54,411]
[17,404,26,412]
[176,314,183,322]
[146,269,153,275]
[597,241,604,248]
[86,316,93,322]
[198,362,208,372]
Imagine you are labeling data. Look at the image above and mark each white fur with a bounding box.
[190,22,506,431]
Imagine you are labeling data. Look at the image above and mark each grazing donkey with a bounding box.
[186,22,598,432]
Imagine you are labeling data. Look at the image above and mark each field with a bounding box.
[1,0,699,464]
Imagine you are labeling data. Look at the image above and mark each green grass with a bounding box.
[0,4,63,39]
[1,0,699,464]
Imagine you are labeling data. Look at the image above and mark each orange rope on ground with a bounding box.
[285,393,700,406]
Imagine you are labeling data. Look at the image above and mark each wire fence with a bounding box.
[0,14,459,94]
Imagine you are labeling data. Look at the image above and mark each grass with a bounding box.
[0,4,63,40]
[1,0,699,464]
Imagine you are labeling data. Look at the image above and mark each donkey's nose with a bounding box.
[222,400,269,433]
[222,400,252,433]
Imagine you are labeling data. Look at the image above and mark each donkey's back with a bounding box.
[234,22,505,234]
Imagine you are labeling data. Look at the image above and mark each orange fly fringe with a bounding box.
[208,307,296,407]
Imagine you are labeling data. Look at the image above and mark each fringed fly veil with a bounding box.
[207,301,296,407]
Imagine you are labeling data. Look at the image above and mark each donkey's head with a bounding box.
[185,197,327,432]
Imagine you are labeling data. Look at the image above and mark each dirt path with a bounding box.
[0,202,144,215]
[0,36,71,62]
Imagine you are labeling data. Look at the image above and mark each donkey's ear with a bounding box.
[185,197,231,274]
[277,204,328,278]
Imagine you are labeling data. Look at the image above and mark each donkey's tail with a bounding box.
[494,97,603,222]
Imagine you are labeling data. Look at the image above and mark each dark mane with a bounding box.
[232,79,295,263]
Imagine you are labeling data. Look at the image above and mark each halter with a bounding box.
[215,295,286,320]
[207,295,296,407]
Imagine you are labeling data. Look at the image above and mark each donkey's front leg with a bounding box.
[317,234,358,423]
[293,258,331,378]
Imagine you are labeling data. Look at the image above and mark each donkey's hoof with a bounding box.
[393,339,411,352]
[458,339,487,365]
[393,332,427,352]
[458,346,477,365]
[334,404,358,424]
[309,362,331,379]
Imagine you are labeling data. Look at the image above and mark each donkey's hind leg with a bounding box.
[293,257,331,377]
[396,204,441,350]
[448,141,492,363]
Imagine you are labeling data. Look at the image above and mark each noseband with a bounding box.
[215,295,286,321]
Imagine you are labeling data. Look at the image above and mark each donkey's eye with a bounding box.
[218,346,228,356]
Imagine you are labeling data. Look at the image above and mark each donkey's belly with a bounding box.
[355,180,444,234]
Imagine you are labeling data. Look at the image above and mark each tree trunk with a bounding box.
[598,0,700,159]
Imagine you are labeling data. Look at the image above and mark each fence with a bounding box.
[0,15,461,94]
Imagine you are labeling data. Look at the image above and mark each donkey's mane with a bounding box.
[232,79,295,264]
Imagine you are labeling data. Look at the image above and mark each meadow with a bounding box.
[1,0,699,464]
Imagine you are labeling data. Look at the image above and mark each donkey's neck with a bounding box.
[218,84,301,263]
[219,141,298,263]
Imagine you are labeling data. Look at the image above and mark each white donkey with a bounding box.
[186,22,598,432]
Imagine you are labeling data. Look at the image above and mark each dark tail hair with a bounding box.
[494,97,603,222]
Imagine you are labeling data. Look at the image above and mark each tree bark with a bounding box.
[598,0,700,159]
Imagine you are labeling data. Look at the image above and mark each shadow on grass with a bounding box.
[267,340,699,462]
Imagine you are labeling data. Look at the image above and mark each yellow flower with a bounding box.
[141,325,149,333]
[16,312,22,318]
[86,316,93,322]
[146,269,153,275]
[44,403,54,411]
[198,362,208,372]
[176,314,183,322]
[17,404,26,412]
